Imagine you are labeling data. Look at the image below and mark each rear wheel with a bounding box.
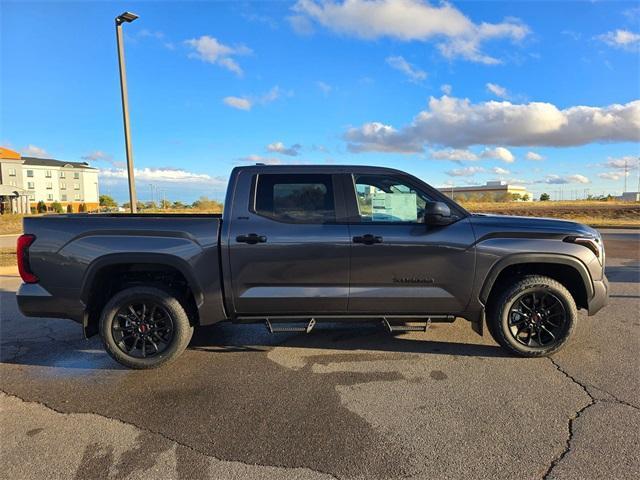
[99,286,193,369]
[487,275,577,357]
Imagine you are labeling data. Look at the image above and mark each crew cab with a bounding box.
[16,165,609,368]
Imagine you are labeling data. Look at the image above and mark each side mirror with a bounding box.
[424,201,454,226]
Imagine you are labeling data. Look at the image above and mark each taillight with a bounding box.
[17,234,38,283]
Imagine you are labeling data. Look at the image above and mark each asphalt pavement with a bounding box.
[0,229,638,479]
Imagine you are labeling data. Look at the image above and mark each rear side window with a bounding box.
[254,173,335,223]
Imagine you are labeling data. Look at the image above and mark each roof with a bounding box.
[0,147,21,160]
[0,184,27,196]
[21,157,96,169]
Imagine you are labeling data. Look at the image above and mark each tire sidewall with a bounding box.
[100,286,193,369]
[495,278,577,356]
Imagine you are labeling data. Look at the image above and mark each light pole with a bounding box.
[115,11,139,213]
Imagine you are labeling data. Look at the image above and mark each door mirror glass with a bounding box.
[424,201,453,226]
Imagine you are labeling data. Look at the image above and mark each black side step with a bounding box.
[265,318,316,334]
[382,318,431,333]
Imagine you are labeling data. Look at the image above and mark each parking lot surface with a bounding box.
[1,229,638,479]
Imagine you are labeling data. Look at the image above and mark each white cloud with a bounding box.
[222,86,286,111]
[344,95,640,152]
[237,154,283,165]
[81,150,125,168]
[492,166,510,175]
[267,142,302,156]
[440,84,452,95]
[316,81,332,96]
[537,174,590,185]
[445,166,485,177]
[486,82,509,99]
[99,167,226,185]
[185,35,252,76]
[603,155,639,169]
[290,0,529,64]
[430,148,478,162]
[526,151,544,161]
[385,56,427,82]
[598,172,626,181]
[481,146,515,163]
[21,144,48,158]
[223,96,252,110]
[596,29,640,50]
[346,122,422,153]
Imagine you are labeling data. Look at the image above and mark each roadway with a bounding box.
[0,229,638,479]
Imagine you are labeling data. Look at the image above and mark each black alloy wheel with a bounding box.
[111,302,175,358]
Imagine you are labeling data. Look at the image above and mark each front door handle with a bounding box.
[236,233,267,244]
[353,234,383,245]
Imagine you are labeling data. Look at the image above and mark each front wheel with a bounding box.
[99,286,194,369]
[487,275,577,357]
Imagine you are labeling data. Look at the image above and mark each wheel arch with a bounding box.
[81,253,204,337]
[481,254,593,311]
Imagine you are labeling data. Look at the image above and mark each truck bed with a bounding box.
[20,213,225,326]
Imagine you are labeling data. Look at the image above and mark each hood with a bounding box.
[469,213,599,237]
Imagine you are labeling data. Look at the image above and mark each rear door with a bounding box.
[345,172,476,314]
[227,171,350,315]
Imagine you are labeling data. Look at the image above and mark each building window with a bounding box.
[61,194,67,201]
[27,182,34,189]
[60,171,66,178]
[74,193,81,201]
[46,182,53,190]
[74,183,80,190]
[47,194,54,201]
[26,170,34,177]
[8,167,16,176]
[29,194,35,201]
[9,180,17,186]
[74,172,80,179]
[60,182,66,190]
[45,170,52,178]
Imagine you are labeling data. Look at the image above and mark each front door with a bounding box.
[346,172,476,314]
[228,172,350,315]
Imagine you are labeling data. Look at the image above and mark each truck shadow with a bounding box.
[188,321,508,358]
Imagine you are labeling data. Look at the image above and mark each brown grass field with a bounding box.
[460,201,640,227]
[0,202,638,238]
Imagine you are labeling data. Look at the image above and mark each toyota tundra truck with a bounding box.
[16,165,609,368]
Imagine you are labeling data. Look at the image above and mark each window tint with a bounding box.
[353,174,432,223]
[254,174,335,223]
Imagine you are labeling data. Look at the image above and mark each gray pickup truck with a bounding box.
[17,165,608,368]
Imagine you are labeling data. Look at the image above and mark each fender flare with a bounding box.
[479,253,594,305]
[80,252,205,307]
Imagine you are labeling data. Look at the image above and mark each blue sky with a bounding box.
[2,0,639,203]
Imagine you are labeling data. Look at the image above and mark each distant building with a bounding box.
[0,147,99,214]
[439,181,532,202]
[618,191,640,202]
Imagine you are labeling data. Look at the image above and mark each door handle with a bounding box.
[236,233,267,244]
[352,234,383,245]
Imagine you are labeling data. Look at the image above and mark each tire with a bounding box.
[487,275,577,357]
[99,286,194,369]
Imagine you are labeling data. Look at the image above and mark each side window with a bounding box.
[353,174,432,223]
[254,174,335,223]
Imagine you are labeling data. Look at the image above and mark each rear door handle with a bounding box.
[353,234,383,245]
[236,233,267,244]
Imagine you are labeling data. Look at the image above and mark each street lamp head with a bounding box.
[116,11,139,24]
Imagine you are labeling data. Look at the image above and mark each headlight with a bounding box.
[564,235,602,260]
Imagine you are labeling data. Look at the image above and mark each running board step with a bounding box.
[382,318,431,333]
[266,318,316,334]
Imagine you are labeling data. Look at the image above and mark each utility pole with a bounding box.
[624,158,628,193]
[115,11,139,213]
